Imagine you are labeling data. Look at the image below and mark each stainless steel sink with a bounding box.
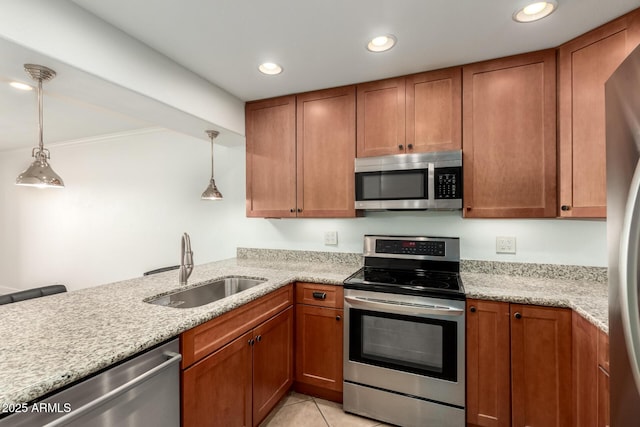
[146,277,266,308]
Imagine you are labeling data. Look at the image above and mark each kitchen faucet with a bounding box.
[179,233,193,285]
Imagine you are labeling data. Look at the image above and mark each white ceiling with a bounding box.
[73,0,640,101]
[3,0,640,152]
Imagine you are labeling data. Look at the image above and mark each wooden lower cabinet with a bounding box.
[467,300,572,427]
[598,366,610,427]
[252,306,294,424]
[183,330,253,427]
[294,283,344,402]
[466,300,511,427]
[181,285,294,427]
[573,311,598,427]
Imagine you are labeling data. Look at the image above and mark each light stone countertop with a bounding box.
[0,252,608,410]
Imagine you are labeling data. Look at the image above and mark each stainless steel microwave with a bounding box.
[354,150,462,210]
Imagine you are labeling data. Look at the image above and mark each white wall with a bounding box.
[0,129,607,293]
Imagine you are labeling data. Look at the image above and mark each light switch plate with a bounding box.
[324,231,338,245]
[496,236,516,254]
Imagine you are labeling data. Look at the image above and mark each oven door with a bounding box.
[343,288,465,407]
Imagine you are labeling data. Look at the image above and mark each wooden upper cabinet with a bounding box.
[466,299,511,427]
[558,9,640,218]
[297,86,356,217]
[406,67,462,153]
[245,96,296,218]
[510,304,572,427]
[463,50,557,218]
[357,77,406,157]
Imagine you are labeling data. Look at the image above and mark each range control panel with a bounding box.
[375,239,446,256]
[434,167,462,199]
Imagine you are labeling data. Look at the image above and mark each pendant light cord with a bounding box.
[37,77,44,154]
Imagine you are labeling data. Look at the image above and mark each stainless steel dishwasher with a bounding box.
[0,338,181,427]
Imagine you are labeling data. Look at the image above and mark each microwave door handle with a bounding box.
[344,296,464,317]
[619,158,640,397]
[428,162,435,205]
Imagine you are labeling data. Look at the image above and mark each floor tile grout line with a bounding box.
[311,397,331,427]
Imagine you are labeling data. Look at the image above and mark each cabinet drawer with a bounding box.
[296,282,343,308]
[180,284,293,368]
[598,328,610,372]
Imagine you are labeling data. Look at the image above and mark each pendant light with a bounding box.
[201,130,223,200]
[16,64,64,188]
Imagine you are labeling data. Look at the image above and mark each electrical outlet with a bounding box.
[496,236,516,254]
[324,231,338,246]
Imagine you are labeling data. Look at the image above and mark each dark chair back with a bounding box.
[0,285,67,305]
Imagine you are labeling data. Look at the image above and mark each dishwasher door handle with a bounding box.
[44,351,182,427]
[344,296,464,317]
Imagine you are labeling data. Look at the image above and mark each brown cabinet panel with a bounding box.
[406,67,461,153]
[357,77,406,157]
[296,86,356,217]
[598,328,610,372]
[598,366,610,427]
[245,96,297,217]
[252,307,294,426]
[182,330,253,427]
[463,50,557,218]
[573,311,598,427]
[295,305,343,393]
[510,304,571,427]
[466,299,511,427]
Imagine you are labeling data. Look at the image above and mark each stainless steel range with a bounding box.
[343,235,465,427]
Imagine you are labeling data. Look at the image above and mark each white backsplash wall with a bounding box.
[0,130,607,292]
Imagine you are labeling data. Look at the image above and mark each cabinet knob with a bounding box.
[336,315,341,321]
[297,208,302,213]
[398,144,404,150]
[248,339,255,346]
[256,335,262,343]
[312,292,327,300]
[470,306,476,313]
[407,144,413,150]
[290,208,295,213]
[514,312,522,320]
[561,205,571,211]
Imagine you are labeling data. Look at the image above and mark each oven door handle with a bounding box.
[344,296,464,317]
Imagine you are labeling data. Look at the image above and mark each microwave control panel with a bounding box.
[434,167,462,199]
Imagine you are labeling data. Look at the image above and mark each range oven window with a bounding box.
[349,308,457,381]
[356,170,428,201]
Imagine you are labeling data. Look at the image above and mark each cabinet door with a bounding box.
[466,299,511,427]
[252,306,294,426]
[573,312,598,427]
[356,77,406,157]
[598,366,610,427]
[296,86,356,217]
[182,330,253,427]
[510,305,572,427]
[406,67,461,153]
[295,305,343,394]
[245,96,296,217]
[463,50,557,218]
[558,16,635,218]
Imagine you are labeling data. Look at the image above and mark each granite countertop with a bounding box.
[0,249,608,409]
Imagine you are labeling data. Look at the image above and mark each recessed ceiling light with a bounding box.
[367,34,397,53]
[513,1,557,23]
[258,62,283,75]
[9,81,33,91]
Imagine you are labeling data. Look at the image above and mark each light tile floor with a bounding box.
[260,391,394,427]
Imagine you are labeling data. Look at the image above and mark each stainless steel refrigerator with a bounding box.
[606,44,640,425]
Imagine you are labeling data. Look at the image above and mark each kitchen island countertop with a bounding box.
[0,254,607,409]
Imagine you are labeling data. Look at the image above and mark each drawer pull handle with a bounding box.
[514,312,522,320]
[312,292,327,300]
[470,306,477,313]
[336,315,341,321]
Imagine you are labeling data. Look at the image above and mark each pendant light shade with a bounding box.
[201,130,222,200]
[16,64,64,188]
